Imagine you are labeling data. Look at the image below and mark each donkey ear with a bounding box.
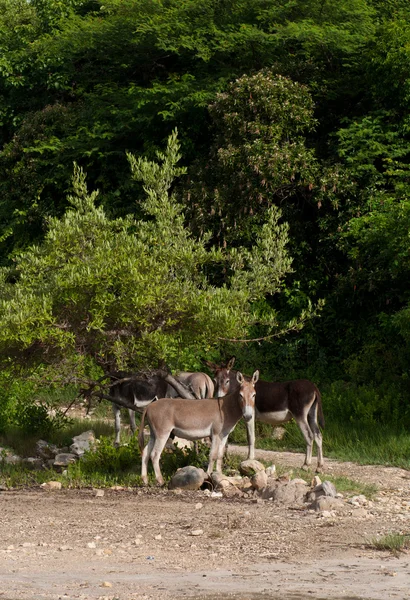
[251,370,259,384]
[227,356,236,370]
[236,371,244,384]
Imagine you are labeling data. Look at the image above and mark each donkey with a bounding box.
[207,358,325,472]
[110,371,214,446]
[139,370,259,486]
[167,371,214,400]
[109,372,169,447]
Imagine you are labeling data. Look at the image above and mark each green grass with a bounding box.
[368,532,410,554]
[0,418,115,458]
[229,419,410,470]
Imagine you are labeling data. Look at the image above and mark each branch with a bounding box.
[217,320,306,343]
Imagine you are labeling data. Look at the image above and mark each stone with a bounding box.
[87,542,96,548]
[94,489,105,498]
[101,582,112,588]
[172,437,193,450]
[4,454,22,465]
[53,453,77,468]
[195,502,203,510]
[36,440,60,460]
[310,496,345,512]
[262,480,308,505]
[70,430,96,457]
[312,475,322,487]
[265,465,276,478]
[306,480,337,502]
[22,457,44,470]
[222,485,244,499]
[239,459,265,476]
[211,472,242,489]
[168,466,206,491]
[40,481,62,490]
[272,426,286,440]
[190,529,203,536]
[251,470,268,491]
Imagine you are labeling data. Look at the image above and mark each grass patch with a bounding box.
[0,418,115,457]
[229,418,410,470]
[369,532,410,554]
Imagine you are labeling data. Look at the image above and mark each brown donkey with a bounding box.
[206,358,325,472]
[139,370,259,486]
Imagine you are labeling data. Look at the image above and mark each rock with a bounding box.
[262,480,308,505]
[101,582,112,588]
[239,459,265,476]
[310,496,345,512]
[40,481,62,490]
[272,426,287,440]
[94,489,105,498]
[53,453,77,468]
[22,457,44,471]
[211,472,243,489]
[195,502,203,510]
[36,440,60,460]
[154,534,162,540]
[221,486,244,499]
[70,430,96,457]
[4,454,22,465]
[311,475,322,487]
[251,470,268,491]
[190,529,203,536]
[87,542,96,548]
[168,466,206,491]
[265,465,276,478]
[172,437,193,450]
[306,480,337,502]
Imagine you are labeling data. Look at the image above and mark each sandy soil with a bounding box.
[1,447,410,600]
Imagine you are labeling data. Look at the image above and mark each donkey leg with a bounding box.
[245,414,256,460]
[216,434,229,473]
[308,406,324,471]
[150,435,170,486]
[141,436,154,485]
[207,436,220,475]
[295,417,314,470]
[113,404,121,447]
[128,408,137,436]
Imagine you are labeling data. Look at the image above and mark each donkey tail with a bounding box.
[138,408,148,453]
[315,385,325,429]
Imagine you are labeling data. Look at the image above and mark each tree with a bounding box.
[0,131,293,383]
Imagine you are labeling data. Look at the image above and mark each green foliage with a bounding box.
[185,71,319,247]
[0,131,294,380]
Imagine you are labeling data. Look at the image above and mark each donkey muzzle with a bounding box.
[243,408,254,422]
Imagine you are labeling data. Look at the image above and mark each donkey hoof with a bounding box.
[301,464,311,472]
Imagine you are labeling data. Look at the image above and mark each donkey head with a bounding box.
[212,356,236,398]
[236,370,259,422]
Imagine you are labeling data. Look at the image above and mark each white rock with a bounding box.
[40,481,62,490]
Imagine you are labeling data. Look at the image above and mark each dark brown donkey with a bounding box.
[206,358,325,472]
[110,371,214,446]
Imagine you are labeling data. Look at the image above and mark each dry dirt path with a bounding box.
[1,447,410,600]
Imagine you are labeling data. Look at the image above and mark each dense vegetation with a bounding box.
[1,0,410,460]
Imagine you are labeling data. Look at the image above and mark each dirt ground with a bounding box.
[1,446,410,600]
